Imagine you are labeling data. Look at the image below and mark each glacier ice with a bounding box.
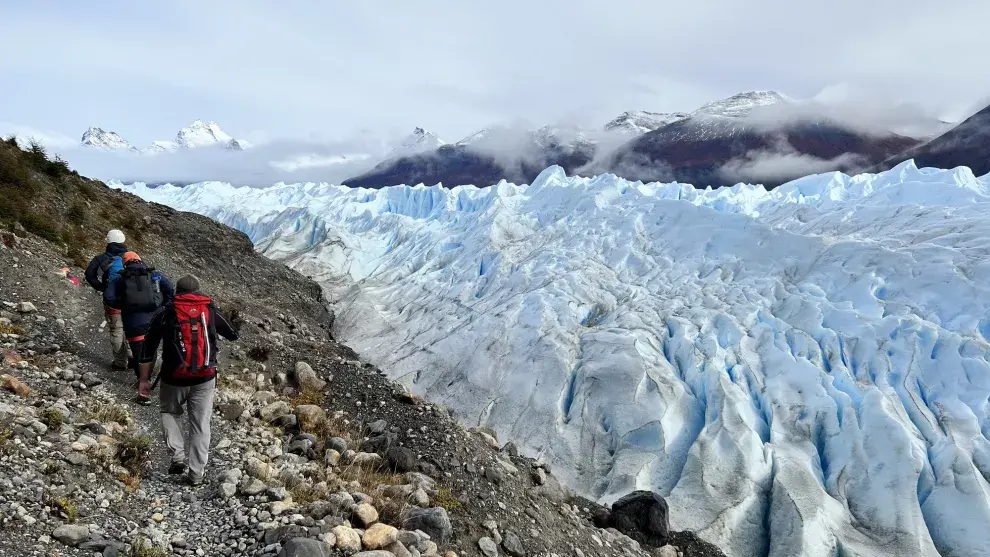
[116,160,990,557]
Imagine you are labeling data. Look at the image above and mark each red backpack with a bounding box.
[171,293,218,380]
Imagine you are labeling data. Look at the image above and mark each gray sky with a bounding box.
[1,0,988,149]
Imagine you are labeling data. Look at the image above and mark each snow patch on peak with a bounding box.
[605,111,689,134]
[385,127,445,159]
[80,127,136,151]
[175,120,235,149]
[693,90,789,118]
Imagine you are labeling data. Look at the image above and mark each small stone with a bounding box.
[478,537,499,557]
[531,468,546,486]
[352,502,379,526]
[277,537,333,557]
[246,457,273,480]
[409,488,429,507]
[219,403,244,421]
[332,525,362,551]
[221,483,237,498]
[261,401,292,423]
[363,523,399,550]
[241,478,267,496]
[151,512,164,523]
[325,449,341,466]
[15,302,37,313]
[657,547,679,557]
[352,452,383,468]
[81,372,102,387]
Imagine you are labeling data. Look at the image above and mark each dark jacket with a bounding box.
[105,262,175,335]
[84,243,128,292]
[140,292,238,386]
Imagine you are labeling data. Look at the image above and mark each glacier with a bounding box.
[116,160,990,557]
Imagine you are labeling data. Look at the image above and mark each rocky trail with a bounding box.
[0,140,724,557]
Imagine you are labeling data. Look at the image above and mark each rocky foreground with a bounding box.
[0,139,724,557]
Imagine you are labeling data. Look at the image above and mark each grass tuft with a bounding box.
[116,432,152,476]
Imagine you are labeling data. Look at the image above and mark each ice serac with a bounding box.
[116,160,990,557]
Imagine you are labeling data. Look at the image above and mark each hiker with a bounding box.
[137,275,239,485]
[104,251,174,377]
[84,229,130,370]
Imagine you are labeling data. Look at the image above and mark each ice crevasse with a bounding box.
[117,160,990,557]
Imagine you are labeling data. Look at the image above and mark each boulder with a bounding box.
[362,432,398,453]
[478,537,499,557]
[352,452,383,468]
[292,362,326,392]
[1,374,31,397]
[332,525,362,551]
[261,401,292,423]
[52,524,91,547]
[502,530,525,557]
[326,436,349,454]
[608,490,670,547]
[218,403,244,421]
[295,405,326,432]
[277,537,333,557]
[362,523,398,549]
[402,507,453,543]
[352,502,379,526]
[386,446,417,472]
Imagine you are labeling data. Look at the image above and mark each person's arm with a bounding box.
[104,277,122,308]
[213,309,240,341]
[137,312,164,398]
[158,273,175,305]
[85,256,104,291]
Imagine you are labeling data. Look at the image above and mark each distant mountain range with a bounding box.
[79,91,984,189]
[343,91,952,189]
[81,120,247,155]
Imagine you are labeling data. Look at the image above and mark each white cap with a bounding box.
[106,229,125,243]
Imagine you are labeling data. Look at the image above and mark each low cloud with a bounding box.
[12,137,390,187]
[719,149,866,184]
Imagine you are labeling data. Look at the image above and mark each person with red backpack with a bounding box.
[137,275,239,485]
[84,229,130,370]
[105,251,174,379]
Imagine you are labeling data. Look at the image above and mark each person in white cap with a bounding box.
[84,229,131,370]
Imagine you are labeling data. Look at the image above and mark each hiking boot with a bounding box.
[186,474,203,487]
[168,461,187,475]
[110,362,129,371]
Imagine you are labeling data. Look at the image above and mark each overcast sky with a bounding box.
[1,0,988,149]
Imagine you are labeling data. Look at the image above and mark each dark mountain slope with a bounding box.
[874,103,990,176]
[599,116,919,188]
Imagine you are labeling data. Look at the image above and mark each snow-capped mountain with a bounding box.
[79,120,247,154]
[384,127,444,159]
[80,127,136,151]
[691,90,789,118]
[116,160,990,557]
[604,111,689,134]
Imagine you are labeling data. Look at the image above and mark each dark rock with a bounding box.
[401,507,452,543]
[501,442,519,457]
[80,372,102,387]
[277,537,333,557]
[385,447,416,473]
[608,490,670,548]
[219,403,245,421]
[82,422,107,435]
[264,525,310,546]
[502,530,526,557]
[485,466,504,485]
[326,437,348,454]
[362,432,398,454]
[415,461,439,477]
[364,419,388,436]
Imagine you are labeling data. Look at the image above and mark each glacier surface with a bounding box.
[117,161,990,557]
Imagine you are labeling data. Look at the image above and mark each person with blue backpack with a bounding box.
[105,251,175,379]
[84,229,131,370]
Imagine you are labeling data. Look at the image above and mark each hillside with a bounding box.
[0,138,722,556]
[875,102,990,175]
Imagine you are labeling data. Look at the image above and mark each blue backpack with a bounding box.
[105,256,124,284]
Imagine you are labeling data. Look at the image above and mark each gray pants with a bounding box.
[106,312,129,367]
[160,379,216,481]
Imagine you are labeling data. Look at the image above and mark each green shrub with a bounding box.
[40,408,66,429]
[67,202,87,225]
[116,433,152,475]
[19,212,62,243]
